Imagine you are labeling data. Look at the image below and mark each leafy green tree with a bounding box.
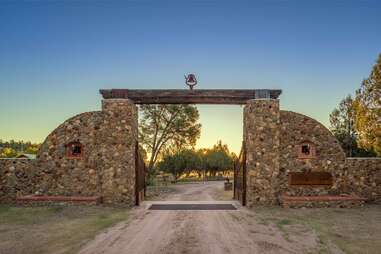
[354,54,381,156]
[0,140,40,154]
[25,145,39,154]
[329,95,373,156]
[204,141,233,176]
[139,105,201,173]
[157,149,201,181]
[156,142,235,180]
[0,147,18,158]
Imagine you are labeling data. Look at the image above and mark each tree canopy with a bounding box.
[156,141,235,181]
[139,104,201,172]
[330,54,380,157]
[329,95,375,156]
[354,54,381,156]
[0,140,40,158]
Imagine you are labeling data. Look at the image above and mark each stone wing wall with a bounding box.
[1,97,380,207]
[245,105,381,206]
[341,158,381,202]
[0,159,39,203]
[278,110,346,197]
[0,99,138,206]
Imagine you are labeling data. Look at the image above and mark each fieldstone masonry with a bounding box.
[100,99,138,204]
[278,111,346,197]
[0,159,38,203]
[244,99,280,206]
[342,158,381,202]
[1,95,380,207]
[243,100,381,207]
[0,99,138,205]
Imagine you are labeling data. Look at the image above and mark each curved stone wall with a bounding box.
[1,97,379,207]
[36,111,103,197]
[278,110,346,197]
[0,99,138,205]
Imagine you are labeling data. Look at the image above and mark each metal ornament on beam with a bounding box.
[185,73,197,90]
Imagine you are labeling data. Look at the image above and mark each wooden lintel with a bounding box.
[99,89,282,104]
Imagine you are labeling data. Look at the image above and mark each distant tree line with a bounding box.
[156,141,235,181]
[330,54,381,157]
[0,140,40,158]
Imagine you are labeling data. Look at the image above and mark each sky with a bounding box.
[0,0,380,154]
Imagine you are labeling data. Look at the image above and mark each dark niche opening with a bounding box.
[301,144,310,155]
[298,141,316,159]
[66,141,83,159]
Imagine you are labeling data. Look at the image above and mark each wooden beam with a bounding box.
[99,89,282,104]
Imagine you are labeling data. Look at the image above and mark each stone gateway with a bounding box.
[0,89,380,207]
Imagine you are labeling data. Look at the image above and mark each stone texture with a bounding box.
[100,99,138,204]
[0,99,138,206]
[0,159,38,203]
[37,111,104,197]
[244,106,381,208]
[1,96,380,208]
[340,158,381,203]
[278,111,346,198]
[244,99,280,206]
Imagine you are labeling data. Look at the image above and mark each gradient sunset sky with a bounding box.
[0,1,380,153]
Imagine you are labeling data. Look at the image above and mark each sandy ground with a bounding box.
[79,182,323,254]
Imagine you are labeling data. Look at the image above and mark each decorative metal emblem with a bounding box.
[185,73,197,90]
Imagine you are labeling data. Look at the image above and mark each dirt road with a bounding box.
[78,182,322,254]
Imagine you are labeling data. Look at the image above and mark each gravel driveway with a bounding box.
[78,182,323,254]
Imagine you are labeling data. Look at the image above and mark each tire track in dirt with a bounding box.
[79,182,322,254]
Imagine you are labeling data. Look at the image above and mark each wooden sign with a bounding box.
[288,172,332,186]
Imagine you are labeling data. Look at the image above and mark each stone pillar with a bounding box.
[244,99,280,206]
[99,99,138,205]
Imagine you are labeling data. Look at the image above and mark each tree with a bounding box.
[157,149,201,181]
[204,141,233,176]
[139,104,201,173]
[0,147,18,158]
[156,142,235,181]
[330,95,358,156]
[0,140,41,154]
[354,54,381,156]
[25,144,39,154]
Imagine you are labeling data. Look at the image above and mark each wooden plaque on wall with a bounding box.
[288,172,333,186]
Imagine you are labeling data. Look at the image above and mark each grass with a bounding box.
[0,205,64,225]
[0,205,129,254]
[275,219,292,241]
[253,205,381,254]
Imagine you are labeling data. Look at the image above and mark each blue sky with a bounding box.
[0,0,380,153]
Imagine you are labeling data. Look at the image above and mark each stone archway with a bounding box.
[3,88,378,207]
[99,89,282,206]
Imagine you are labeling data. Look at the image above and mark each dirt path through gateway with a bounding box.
[78,182,321,254]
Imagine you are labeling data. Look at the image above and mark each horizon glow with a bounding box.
[1,1,380,154]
